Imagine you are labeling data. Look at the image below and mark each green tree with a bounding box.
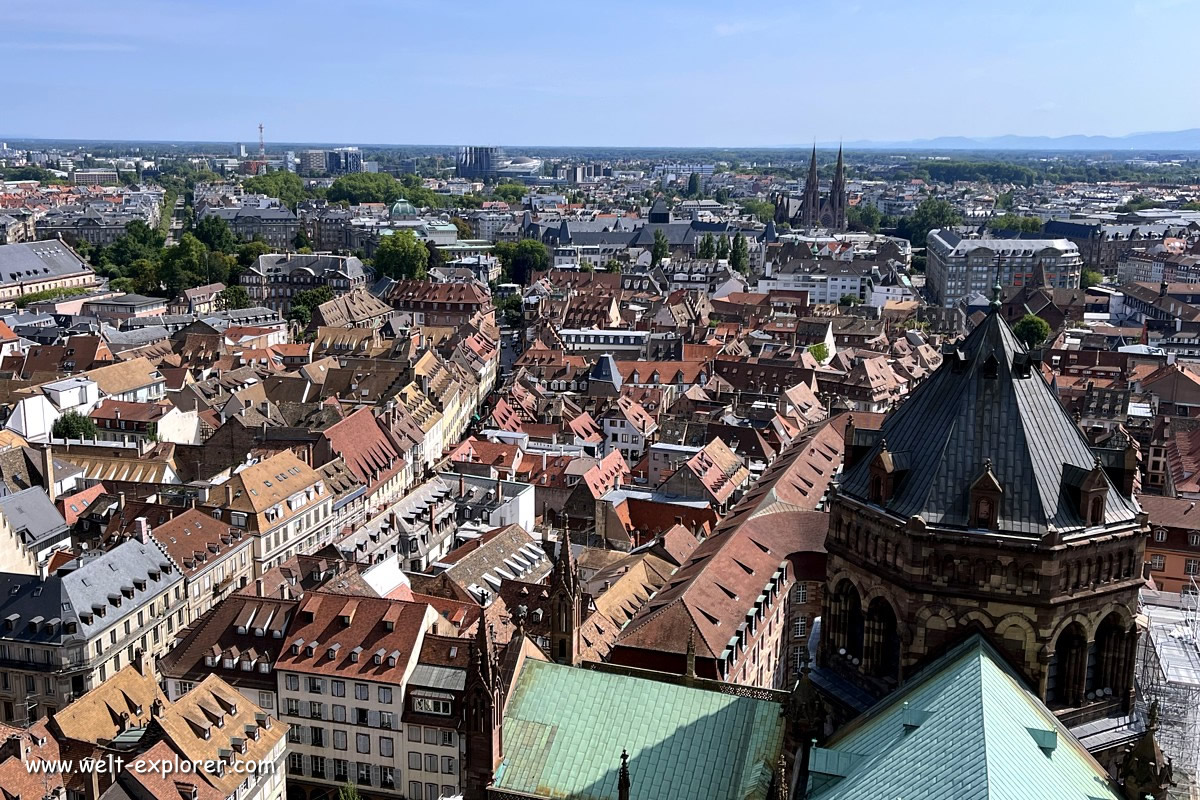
[450,216,473,239]
[373,230,428,280]
[739,199,775,224]
[493,239,550,285]
[292,227,312,251]
[337,783,362,800]
[847,204,882,233]
[242,171,307,209]
[995,191,1014,210]
[1081,269,1104,290]
[651,229,670,267]
[730,231,749,273]
[108,277,136,294]
[808,343,830,363]
[492,183,527,204]
[288,285,334,326]
[716,234,730,260]
[1013,314,1051,349]
[52,410,98,440]
[839,294,862,306]
[602,260,622,273]
[896,197,962,246]
[157,233,209,298]
[193,214,238,253]
[698,232,716,259]
[990,214,1042,234]
[328,173,402,205]
[687,172,702,198]
[237,239,273,268]
[215,285,251,311]
[103,220,166,270]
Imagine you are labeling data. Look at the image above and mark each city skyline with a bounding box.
[5,0,1200,147]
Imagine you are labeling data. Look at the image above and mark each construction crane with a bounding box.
[258,123,265,157]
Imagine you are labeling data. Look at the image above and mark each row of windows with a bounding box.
[1148,554,1200,575]
[287,756,455,798]
[286,675,393,703]
[284,699,396,727]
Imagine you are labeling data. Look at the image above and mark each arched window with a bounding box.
[974,498,992,528]
[870,475,883,503]
[1089,496,1103,526]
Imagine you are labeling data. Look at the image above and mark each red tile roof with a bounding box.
[276,591,431,680]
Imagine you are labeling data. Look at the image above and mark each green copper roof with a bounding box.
[494,660,785,800]
[808,635,1124,800]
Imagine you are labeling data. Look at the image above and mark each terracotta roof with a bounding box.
[56,481,107,525]
[150,508,246,579]
[275,591,432,681]
[153,674,287,797]
[617,509,828,659]
[52,663,164,744]
[89,398,170,423]
[319,407,403,492]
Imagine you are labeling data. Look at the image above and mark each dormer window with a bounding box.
[1077,456,1109,528]
[867,439,900,505]
[969,459,1003,531]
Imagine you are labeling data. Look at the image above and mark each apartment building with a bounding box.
[204,451,333,576]
[0,239,99,304]
[156,674,289,800]
[149,508,255,625]
[0,539,182,722]
[926,228,1083,308]
[275,592,445,799]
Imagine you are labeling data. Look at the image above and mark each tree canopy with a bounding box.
[328,172,403,205]
[373,230,428,280]
[193,214,238,253]
[990,213,1043,234]
[730,231,749,273]
[1013,314,1051,349]
[242,171,307,209]
[739,199,775,224]
[494,239,549,285]
[288,286,334,326]
[698,232,716,259]
[52,410,98,440]
[215,285,251,311]
[1081,269,1104,290]
[651,230,670,266]
[896,197,962,245]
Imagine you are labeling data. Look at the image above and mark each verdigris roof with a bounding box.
[494,659,785,800]
[838,308,1138,537]
[806,635,1123,800]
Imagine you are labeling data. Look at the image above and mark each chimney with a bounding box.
[37,444,56,503]
[225,484,234,506]
[542,450,547,471]
[133,517,150,544]
[118,491,127,512]
[255,579,263,596]
[496,479,504,504]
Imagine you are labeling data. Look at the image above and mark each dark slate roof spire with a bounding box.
[618,749,631,800]
[839,310,1138,537]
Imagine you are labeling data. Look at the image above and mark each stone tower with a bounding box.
[463,622,503,798]
[821,293,1147,713]
[549,539,582,665]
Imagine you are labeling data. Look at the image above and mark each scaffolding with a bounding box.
[1137,580,1200,798]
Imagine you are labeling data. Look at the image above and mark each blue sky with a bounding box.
[4,0,1199,146]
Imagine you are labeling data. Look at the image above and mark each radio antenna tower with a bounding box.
[258,123,265,157]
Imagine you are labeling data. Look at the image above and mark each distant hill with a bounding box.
[828,129,1200,151]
